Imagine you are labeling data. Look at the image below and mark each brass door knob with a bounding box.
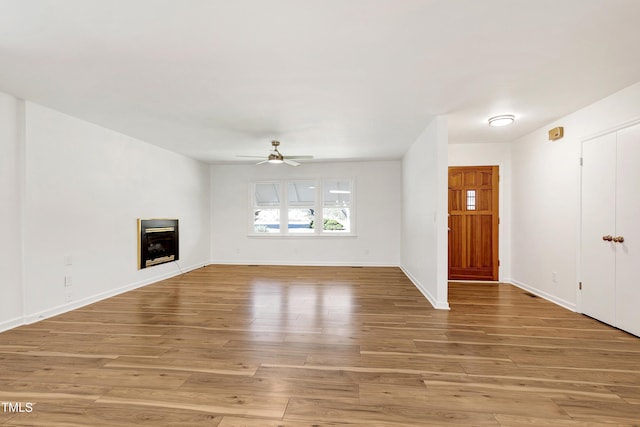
[602,235,613,241]
[613,236,625,243]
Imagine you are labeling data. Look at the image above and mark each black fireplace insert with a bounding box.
[138,218,179,269]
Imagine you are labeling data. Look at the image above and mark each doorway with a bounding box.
[448,166,499,281]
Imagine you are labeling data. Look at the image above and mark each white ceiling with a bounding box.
[1,0,639,163]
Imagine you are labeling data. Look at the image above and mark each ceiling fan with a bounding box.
[238,140,313,166]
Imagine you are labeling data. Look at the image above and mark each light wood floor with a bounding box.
[1,265,639,426]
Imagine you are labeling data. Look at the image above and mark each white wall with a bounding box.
[0,93,24,330]
[448,142,511,280]
[210,160,401,266]
[401,116,449,309]
[510,81,640,310]
[2,101,211,326]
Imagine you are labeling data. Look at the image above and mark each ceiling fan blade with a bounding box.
[286,155,314,160]
[242,141,312,166]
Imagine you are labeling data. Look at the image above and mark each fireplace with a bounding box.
[138,218,179,269]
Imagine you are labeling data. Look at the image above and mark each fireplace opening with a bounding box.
[138,218,179,269]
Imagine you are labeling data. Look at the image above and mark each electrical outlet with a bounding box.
[64,255,73,266]
[552,272,557,284]
[64,276,72,287]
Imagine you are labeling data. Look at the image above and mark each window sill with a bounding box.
[247,233,357,238]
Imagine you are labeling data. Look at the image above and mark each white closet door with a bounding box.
[581,132,617,326]
[615,123,640,337]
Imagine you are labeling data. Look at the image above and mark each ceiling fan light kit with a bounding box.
[268,154,284,164]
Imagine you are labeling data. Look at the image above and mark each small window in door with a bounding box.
[466,190,476,210]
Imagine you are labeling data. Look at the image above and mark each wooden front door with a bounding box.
[448,166,499,281]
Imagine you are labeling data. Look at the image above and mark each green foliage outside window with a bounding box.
[309,218,344,230]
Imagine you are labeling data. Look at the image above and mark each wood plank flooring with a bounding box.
[1,265,639,426]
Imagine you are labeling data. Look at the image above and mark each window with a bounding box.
[287,181,316,234]
[253,182,281,233]
[251,179,354,236]
[466,189,476,211]
[323,179,352,233]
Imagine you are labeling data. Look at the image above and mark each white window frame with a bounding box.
[251,181,283,234]
[249,178,355,237]
[286,179,318,235]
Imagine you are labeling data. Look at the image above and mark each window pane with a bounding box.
[466,190,476,211]
[323,207,351,232]
[288,181,316,207]
[288,208,315,233]
[255,183,280,207]
[324,180,352,206]
[254,208,280,233]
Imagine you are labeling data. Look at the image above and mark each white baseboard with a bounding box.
[0,316,25,334]
[8,261,452,333]
[208,259,399,268]
[506,278,576,312]
[210,260,450,310]
[22,262,206,326]
[400,266,450,310]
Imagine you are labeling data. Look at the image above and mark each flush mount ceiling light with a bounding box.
[488,114,515,127]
